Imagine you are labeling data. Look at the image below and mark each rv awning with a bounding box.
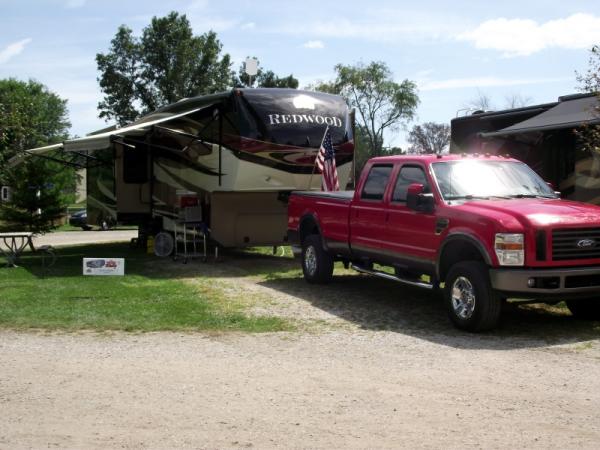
[481,94,600,138]
[63,105,208,152]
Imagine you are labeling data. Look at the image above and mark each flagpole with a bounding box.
[307,125,330,190]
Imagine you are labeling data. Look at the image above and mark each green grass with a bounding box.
[0,243,290,333]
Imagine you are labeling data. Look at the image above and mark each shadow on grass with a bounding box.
[7,242,298,280]
[258,273,600,350]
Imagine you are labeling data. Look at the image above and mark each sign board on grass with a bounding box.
[83,258,125,276]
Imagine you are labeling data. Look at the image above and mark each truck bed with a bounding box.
[288,190,354,255]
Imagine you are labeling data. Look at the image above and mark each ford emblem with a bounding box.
[577,239,596,248]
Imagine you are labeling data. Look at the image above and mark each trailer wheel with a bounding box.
[302,235,334,284]
[566,299,600,320]
[154,232,174,257]
[444,261,501,332]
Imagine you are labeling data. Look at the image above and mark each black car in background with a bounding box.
[69,210,92,231]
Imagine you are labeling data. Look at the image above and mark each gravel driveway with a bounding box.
[1,246,600,448]
[33,230,138,248]
[1,329,599,449]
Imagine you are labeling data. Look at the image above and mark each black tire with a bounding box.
[301,235,334,284]
[444,261,502,332]
[566,299,600,320]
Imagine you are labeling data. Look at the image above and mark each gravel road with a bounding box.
[33,230,138,248]
[1,240,600,448]
[2,328,599,448]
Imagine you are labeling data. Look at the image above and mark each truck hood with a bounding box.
[454,198,600,229]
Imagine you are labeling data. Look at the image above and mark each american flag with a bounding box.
[316,127,339,191]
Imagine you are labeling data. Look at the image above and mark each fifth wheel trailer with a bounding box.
[23,88,355,248]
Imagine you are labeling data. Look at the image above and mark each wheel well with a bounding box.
[299,216,320,244]
[439,240,487,281]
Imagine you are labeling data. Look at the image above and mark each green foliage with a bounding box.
[97,11,233,125]
[1,157,76,233]
[310,61,419,158]
[407,122,451,154]
[575,45,600,154]
[235,58,299,89]
[0,78,70,179]
[0,78,74,233]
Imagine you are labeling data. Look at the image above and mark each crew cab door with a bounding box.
[349,163,394,259]
[384,164,439,270]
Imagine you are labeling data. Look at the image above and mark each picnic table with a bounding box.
[0,232,55,268]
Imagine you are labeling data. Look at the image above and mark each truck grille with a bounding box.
[552,227,600,261]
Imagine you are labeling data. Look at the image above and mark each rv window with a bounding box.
[123,146,148,184]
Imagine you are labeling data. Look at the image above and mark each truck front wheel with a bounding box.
[302,235,334,284]
[444,261,502,332]
[566,299,600,320]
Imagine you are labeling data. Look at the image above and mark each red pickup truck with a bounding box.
[287,154,600,331]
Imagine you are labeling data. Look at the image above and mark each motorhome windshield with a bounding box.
[431,160,557,201]
[236,90,352,147]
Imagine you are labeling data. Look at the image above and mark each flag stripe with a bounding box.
[317,127,339,192]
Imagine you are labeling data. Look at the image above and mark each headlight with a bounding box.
[495,233,524,266]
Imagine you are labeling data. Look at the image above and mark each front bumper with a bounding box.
[490,266,600,297]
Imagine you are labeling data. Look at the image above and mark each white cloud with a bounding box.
[302,40,324,49]
[271,10,465,43]
[65,0,86,8]
[419,76,572,91]
[458,13,600,57]
[0,38,33,64]
[241,22,255,30]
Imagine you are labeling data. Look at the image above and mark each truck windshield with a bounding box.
[431,160,557,201]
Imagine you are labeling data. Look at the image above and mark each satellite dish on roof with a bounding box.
[245,57,258,88]
[245,57,258,76]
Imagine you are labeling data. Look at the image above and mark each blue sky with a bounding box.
[1,0,599,147]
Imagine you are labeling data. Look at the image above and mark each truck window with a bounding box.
[361,165,393,200]
[392,165,429,202]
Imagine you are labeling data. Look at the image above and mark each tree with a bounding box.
[575,45,600,153]
[235,58,299,88]
[577,45,600,93]
[465,91,532,113]
[310,61,419,158]
[504,93,533,109]
[1,158,76,233]
[0,79,70,180]
[407,122,450,154]
[0,78,76,233]
[96,12,233,125]
[465,90,493,112]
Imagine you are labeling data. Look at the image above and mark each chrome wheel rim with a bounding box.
[304,245,317,276]
[451,276,476,320]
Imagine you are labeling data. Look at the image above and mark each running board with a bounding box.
[351,264,434,290]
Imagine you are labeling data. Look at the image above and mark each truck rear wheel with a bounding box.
[302,235,334,284]
[566,299,600,320]
[444,261,501,332]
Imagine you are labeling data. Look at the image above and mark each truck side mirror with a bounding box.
[407,183,434,213]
